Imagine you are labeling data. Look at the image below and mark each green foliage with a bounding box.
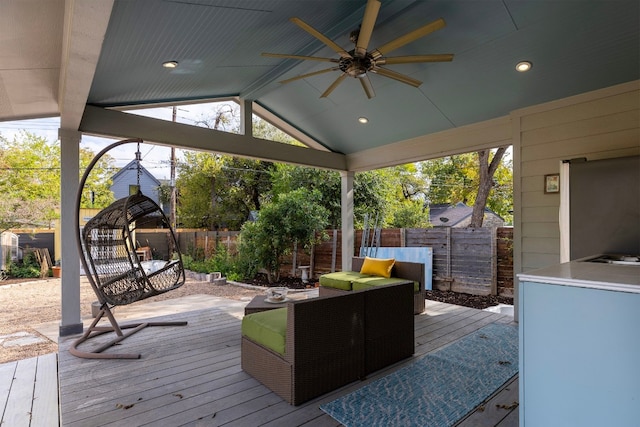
[79,147,115,209]
[420,153,478,205]
[238,188,329,283]
[176,150,275,230]
[270,165,341,226]
[388,200,431,228]
[181,245,242,280]
[171,101,512,234]
[236,221,265,279]
[270,165,406,229]
[176,151,224,228]
[8,252,41,278]
[0,131,115,230]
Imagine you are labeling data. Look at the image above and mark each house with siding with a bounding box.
[110,152,162,208]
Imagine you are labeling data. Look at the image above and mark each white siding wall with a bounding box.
[512,80,640,278]
[111,169,161,206]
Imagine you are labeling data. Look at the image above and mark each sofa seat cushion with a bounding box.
[319,271,369,291]
[241,307,287,356]
[352,276,419,293]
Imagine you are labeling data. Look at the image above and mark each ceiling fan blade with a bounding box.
[372,18,446,58]
[377,54,454,65]
[358,75,375,99]
[355,0,381,58]
[262,52,339,63]
[371,67,422,87]
[280,67,339,84]
[321,73,347,98]
[290,17,352,59]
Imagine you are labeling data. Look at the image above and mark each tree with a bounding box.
[176,106,285,229]
[176,151,224,229]
[270,164,405,229]
[388,200,431,229]
[0,131,114,230]
[79,146,116,209]
[0,198,58,232]
[469,148,508,227]
[420,149,513,225]
[238,188,328,283]
[420,153,478,206]
[220,157,274,227]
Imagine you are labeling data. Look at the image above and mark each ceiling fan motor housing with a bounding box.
[339,50,374,77]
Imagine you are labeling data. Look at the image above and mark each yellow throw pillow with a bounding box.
[360,257,395,278]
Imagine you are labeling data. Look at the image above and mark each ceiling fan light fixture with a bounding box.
[358,116,369,124]
[162,60,179,69]
[515,61,532,72]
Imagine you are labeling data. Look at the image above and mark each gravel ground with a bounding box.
[0,277,264,364]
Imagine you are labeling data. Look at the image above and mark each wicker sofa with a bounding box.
[241,281,414,405]
[319,256,426,315]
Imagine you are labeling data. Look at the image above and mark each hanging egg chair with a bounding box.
[71,138,187,359]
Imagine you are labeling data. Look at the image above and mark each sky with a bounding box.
[0,102,234,180]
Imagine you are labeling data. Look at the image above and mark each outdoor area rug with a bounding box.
[320,322,518,427]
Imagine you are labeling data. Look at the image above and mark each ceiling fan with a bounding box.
[262,0,454,99]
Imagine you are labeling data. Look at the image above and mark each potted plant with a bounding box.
[52,260,61,278]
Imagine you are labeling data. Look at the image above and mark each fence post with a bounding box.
[491,227,498,296]
[331,229,337,272]
[310,245,315,282]
[446,227,452,287]
[292,240,298,277]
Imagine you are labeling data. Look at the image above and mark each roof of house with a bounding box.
[428,202,502,227]
[111,160,161,187]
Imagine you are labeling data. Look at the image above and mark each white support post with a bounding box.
[239,98,252,136]
[59,128,83,336]
[340,171,354,271]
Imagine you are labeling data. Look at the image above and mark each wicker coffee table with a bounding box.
[244,295,290,315]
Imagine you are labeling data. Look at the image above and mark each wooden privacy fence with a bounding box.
[138,227,514,297]
[136,229,239,261]
[313,227,513,297]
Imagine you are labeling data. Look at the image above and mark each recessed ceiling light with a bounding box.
[358,117,369,124]
[515,61,532,72]
[162,61,179,69]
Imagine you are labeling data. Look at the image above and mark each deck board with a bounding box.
[4,357,37,427]
[31,353,59,426]
[0,354,59,427]
[456,376,519,427]
[0,360,16,415]
[55,299,518,426]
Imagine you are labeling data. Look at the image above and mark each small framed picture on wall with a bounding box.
[544,174,560,194]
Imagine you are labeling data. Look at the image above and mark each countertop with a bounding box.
[518,258,640,293]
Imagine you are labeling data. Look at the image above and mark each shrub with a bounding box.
[8,252,41,278]
[181,244,243,280]
[238,188,328,283]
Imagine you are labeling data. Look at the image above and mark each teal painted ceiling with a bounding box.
[87,0,640,154]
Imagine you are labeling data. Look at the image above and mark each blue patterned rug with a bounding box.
[320,323,518,427]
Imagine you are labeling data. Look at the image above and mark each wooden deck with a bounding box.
[0,353,58,427]
[2,300,518,426]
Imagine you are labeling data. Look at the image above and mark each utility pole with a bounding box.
[170,106,177,229]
